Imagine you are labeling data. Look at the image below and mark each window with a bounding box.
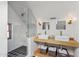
[8,23,12,39]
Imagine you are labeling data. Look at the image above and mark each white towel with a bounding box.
[49,47,56,51]
[58,49,67,54]
[40,45,47,50]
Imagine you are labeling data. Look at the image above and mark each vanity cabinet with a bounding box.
[33,37,79,57]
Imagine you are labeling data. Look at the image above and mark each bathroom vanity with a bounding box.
[33,36,79,57]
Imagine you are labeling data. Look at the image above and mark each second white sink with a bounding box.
[55,36,69,41]
[38,35,48,39]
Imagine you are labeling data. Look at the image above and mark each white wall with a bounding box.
[8,5,27,52]
[37,18,79,41]
[8,1,29,24]
[0,1,7,57]
[28,2,79,39]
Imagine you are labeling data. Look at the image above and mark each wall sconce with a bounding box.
[38,22,41,26]
[67,16,73,24]
[67,14,77,24]
[68,19,72,24]
[37,19,42,26]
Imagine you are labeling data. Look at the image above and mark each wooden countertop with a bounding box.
[33,37,79,48]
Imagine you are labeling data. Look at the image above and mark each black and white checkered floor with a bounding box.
[8,46,27,57]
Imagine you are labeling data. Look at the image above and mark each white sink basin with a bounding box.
[38,35,48,39]
[55,36,69,41]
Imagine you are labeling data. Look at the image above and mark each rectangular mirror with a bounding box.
[42,22,50,30]
[56,21,66,30]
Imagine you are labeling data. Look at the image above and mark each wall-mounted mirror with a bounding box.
[42,22,50,30]
[56,21,66,30]
[56,21,66,36]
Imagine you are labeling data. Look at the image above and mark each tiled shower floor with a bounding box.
[8,46,27,57]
